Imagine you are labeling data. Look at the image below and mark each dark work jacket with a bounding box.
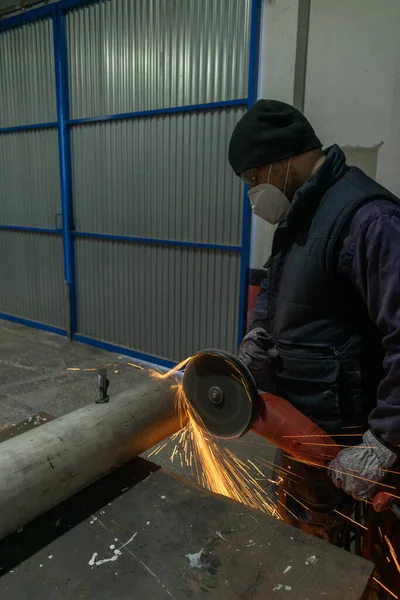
[265,146,399,435]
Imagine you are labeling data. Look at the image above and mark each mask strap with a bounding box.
[268,164,272,184]
[283,160,291,195]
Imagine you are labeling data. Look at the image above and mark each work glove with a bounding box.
[328,429,398,501]
[238,327,275,389]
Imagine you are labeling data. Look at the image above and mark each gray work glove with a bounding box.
[328,429,398,501]
[238,327,275,389]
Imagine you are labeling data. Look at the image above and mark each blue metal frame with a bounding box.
[237,0,261,345]
[67,99,248,126]
[0,4,76,339]
[0,312,67,337]
[73,231,241,253]
[0,0,262,364]
[53,3,77,337]
[0,225,61,234]
[72,334,176,370]
[0,122,57,134]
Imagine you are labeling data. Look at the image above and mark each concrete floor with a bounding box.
[0,319,275,483]
[0,321,378,600]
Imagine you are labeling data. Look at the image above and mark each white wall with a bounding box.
[251,0,400,268]
[305,0,400,196]
[251,0,302,268]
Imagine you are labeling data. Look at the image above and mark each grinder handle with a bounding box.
[252,392,398,514]
[251,392,339,466]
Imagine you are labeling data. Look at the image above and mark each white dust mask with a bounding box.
[248,162,291,224]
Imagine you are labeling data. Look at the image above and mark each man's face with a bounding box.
[240,159,301,201]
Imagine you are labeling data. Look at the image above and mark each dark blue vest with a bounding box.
[268,149,399,435]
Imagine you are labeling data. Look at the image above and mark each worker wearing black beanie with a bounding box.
[229,99,322,175]
[228,99,324,224]
[233,99,400,545]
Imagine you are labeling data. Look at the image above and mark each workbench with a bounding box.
[0,415,373,600]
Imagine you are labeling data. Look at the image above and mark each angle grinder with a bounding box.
[181,349,338,466]
[181,349,399,514]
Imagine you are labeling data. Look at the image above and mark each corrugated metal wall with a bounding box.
[67,0,251,361]
[0,129,61,227]
[0,0,255,363]
[0,19,56,127]
[0,232,66,328]
[70,109,244,244]
[66,0,250,118]
[0,18,66,329]
[75,239,240,359]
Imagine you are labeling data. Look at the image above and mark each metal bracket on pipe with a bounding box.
[96,368,109,404]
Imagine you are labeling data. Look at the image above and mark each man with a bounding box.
[229,99,399,542]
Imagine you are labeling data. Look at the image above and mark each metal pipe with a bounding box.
[0,377,180,540]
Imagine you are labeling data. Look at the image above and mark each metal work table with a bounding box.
[0,416,373,600]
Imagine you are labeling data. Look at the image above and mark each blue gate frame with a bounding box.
[0,0,261,368]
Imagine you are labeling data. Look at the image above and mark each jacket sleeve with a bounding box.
[338,204,400,446]
[248,268,270,332]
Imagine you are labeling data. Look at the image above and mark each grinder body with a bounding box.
[252,391,338,465]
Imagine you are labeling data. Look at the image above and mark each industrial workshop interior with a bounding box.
[0,0,399,598]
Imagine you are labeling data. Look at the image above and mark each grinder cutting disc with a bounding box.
[182,350,258,438]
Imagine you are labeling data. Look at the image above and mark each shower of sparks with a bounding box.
[146,354,399,593]
[153,382,279,518]
[286,454,397,492]
[282,489,310,512]
[255,456,304,483]
[372,578,398,599]
[380,467,400,476]
[334,509,368,531]
[276,499,298,520]
[247,459,266,478]
[127,362,144,370]
[383,492,400,502]
[147,442,168,458]
[66,367,80,371]
[385,535,400,574]
[299,442,375,448]
[150,356,193,380]
[280,433,363,438]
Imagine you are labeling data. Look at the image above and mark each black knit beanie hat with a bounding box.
[228,99,322,175]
